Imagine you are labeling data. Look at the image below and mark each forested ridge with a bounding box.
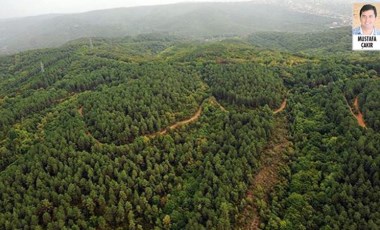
[0,33,379,229]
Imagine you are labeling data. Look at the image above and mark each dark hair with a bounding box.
[360,4,377,17]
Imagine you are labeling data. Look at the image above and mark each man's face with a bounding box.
[360,9,377,31]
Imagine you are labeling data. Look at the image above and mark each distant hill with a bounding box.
[0,2,341,55]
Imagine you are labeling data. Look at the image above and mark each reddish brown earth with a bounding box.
[353,97,366,128]
[345,96,366,128]
[238,116,292,229]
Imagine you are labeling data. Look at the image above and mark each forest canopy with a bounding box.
[0,32,379,229]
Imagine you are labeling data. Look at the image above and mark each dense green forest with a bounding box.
[0,30,379,229]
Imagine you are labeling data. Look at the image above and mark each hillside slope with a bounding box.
[1,35,379,229]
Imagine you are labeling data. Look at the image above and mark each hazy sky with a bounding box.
[0,0,252,19]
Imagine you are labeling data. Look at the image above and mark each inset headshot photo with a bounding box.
[352,2,380,50]
[353,3,380,35]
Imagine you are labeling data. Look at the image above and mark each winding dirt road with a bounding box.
[273,99,287,114]
[78,96,289,145]
[344,96,366,128]
[353,97,366,128]
[152,104,203,136]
